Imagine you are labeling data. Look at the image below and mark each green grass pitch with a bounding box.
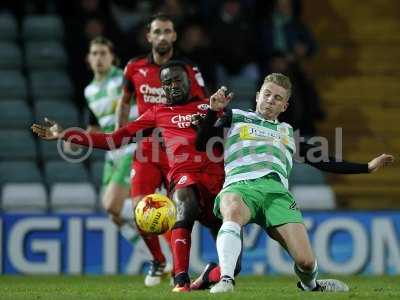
[0,275,399,300]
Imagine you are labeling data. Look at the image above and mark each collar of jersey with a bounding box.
[148,51,180,65]
[248,109,279,124]
[164,95,202,107]
[93,66,116,84]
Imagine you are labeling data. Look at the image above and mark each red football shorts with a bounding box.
[171,171,224,229]
[131,142,170,199]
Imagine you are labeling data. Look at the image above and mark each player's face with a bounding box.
[160,66,190,105]
[256,82,289,120]
[87,44,114,74]
[147,20,177,55]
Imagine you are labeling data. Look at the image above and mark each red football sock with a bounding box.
[163,230,173,252]
[171,227,191,275]
[140,232,166,263]
[208,265,221,283]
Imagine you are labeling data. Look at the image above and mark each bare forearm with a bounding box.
[116,100,131,129]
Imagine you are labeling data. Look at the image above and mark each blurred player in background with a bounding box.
[115,13,206,286]
[82,37,138,243]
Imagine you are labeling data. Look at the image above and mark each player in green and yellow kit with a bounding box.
[195,74,394,293]
[84,37,138,242]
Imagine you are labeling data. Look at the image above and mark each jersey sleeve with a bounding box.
[186,64,206,98]
[299,142,369,174]
[63,107,156,150]
[195,108,232,151]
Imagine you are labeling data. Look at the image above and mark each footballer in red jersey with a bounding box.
[115,13,206,286]
[122,52,205,197]
[32,61,223,292]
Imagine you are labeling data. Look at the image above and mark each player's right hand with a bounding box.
[210,86,234,111]
[31,118,63,140]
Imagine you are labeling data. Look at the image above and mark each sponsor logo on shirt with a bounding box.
[139,84,166,104]
[171,113,205,128]
[177,175,187,185]
[240,124,281,141]
[197,103,209,111]
[239,124,292,145]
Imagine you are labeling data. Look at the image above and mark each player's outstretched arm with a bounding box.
[31,118,63,140]
[32,116,151,150]
[66,107,155,149]
[299,142,394,174]
[368,154,394,173]
[210,86,233,112]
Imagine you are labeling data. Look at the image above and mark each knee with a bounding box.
[220,199,245,224]
[221,205,242,221]
[173,188,199,223]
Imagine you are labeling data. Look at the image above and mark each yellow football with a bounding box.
[134,194,176,234]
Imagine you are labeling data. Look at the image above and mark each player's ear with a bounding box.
[281,93,290,112]
[172,30,177,43]
[146,31,152,43]
[281,100,289,112]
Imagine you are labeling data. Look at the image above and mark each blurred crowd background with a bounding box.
[2,0,325,136]
[0,0,398,213]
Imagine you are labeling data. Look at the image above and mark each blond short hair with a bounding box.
[263,73,292,99]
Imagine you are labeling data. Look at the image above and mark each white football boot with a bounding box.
[210,276,235,293]
[298,279,349,292]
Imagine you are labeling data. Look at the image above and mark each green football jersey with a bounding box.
[84,66,137,160]
[223,109,296,189]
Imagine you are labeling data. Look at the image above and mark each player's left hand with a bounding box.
[368,154,394,173]
[31,118,63,140]
[210,86,234,111]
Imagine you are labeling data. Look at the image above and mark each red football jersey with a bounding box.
[123,54,206,116]
[64,97,224,183]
